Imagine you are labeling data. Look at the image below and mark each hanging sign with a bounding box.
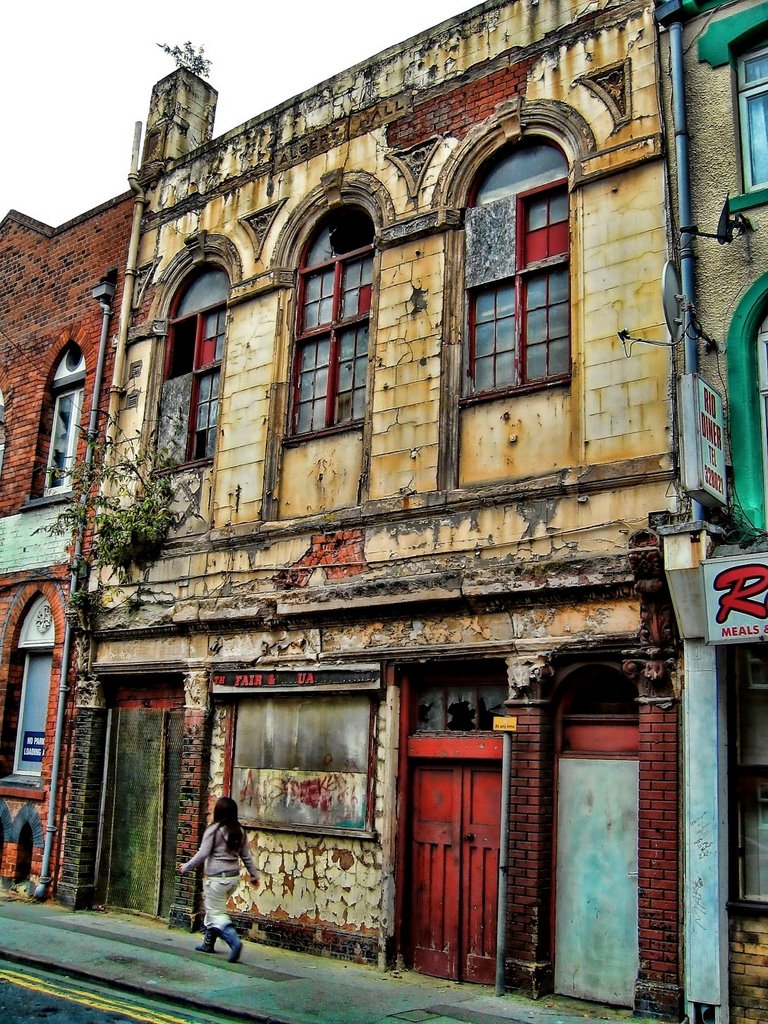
[702,552,768,643]
[678,374,727,508]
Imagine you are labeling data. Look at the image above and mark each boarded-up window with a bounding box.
[233,695,373,830]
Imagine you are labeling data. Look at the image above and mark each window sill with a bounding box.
[242,822,377,841]
[283,422,364,447]
[0,775,44,800]
[22,492,72,511]
[728,898,768,915]
[156,457,213,476]
[729,187,768,213]
[460,376,571,407]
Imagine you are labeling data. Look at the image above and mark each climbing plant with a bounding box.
[50,431,178,590]
[157,41,212,78]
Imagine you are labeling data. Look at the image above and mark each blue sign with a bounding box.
[22,732,44,762]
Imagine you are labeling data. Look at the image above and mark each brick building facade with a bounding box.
[0,198,132,893]
[56,1,684,1018]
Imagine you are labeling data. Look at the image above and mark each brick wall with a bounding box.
[504,701,555,997]
[169,706,212,929]
[731,914,768,1023]
[635,702,683,1020]
[0,198,133,514]
[386,62,534,151]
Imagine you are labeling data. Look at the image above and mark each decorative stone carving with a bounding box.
[625,528,677,695]
[576,60,631,129]
[76,674,106,710]
[239,200,287,260]
[507,654,554,701]
[495,97,522,142]
[320,169,344,208]
[184,670,210,711]
[386,137,442,200]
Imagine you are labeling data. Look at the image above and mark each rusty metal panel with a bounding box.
[555,757,639,1006]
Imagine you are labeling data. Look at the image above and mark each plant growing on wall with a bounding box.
[50,431,178,591]
[157,41,212,78]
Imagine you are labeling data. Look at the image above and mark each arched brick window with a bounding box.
[44,345,85,493]
[2,596,54,779]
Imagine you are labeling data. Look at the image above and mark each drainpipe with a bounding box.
[655,6,726,1022]
[107,122,145,444]
[34,273,117,900]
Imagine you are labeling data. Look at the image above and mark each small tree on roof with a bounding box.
[157,41,211,78]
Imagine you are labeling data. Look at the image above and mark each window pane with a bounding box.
[496,349,515,385]
[47,389,82,490]
[496,284,515,318]
[549,336,570,375]
[475,321,495,358]
[745,53,768,85]
[550,268,569,304]
[476,143,567,205]
[742,777,768,898]
[15,652,52,774]
[232,696,371,829]
[550,190,569,223]
[176,270,229,317]
[475,291,496,323]
[526,276,547,310]
[526,308,547,344]
[526,342,546,380]
[474,355,494,392]
[747,93,768,186]
[527,196,549,231]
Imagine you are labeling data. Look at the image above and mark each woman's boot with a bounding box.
[220,923,242,963]
[195,926,219,953]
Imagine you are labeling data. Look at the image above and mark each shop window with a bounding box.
[736,648,768,899]
[159,267,229,464]
[464,142,569,398]
[739,45,768,191]
[5,597,55,778]
[232,694,374,831]
[44,346,85,493]
[291,209,374,436]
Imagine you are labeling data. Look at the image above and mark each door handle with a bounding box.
[464,833,476,842]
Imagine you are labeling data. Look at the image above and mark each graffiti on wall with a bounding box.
[234,767,367,829]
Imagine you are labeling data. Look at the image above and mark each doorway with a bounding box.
[554,669,639,1006]
[96,698,183,918]
[401,662,506,984]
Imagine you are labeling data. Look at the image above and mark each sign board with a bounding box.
[493,716,517,731]
[678,374,727,508]
[702,552,768,643]
[22,732,44,762]
[212,666,380,694]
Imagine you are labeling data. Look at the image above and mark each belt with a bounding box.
[208,870,239,878]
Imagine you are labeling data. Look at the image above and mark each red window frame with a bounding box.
[466,177,570,399]
[291,226,373,437]
[165,279,227,463]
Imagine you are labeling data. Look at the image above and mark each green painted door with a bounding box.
[554,757,639,1006]
[97,707,183,917]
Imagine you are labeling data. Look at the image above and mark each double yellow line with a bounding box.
[0,967,198,1024]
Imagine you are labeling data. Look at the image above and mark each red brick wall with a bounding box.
[386,62,534,151]
[0,198,133,513]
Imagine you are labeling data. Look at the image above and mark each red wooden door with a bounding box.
[410,762,500,983]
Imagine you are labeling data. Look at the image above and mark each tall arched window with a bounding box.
[45,346,85,493]
[10,597,54,777]
[464,141,570,397]
[161,267,229,463]
[291,209,374,435]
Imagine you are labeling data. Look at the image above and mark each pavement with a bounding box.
[0,891,666,1024]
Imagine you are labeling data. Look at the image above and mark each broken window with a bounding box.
[232,694,374,831]
[159,267,228,464]
[464,141,570,397]
[415,682,507,733]
[45,345,85,493]
[291,209,374,436]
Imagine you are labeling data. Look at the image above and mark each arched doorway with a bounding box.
[553,667,639,1006]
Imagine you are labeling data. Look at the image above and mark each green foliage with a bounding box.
[157,41,212,77]
[50,432,178,588]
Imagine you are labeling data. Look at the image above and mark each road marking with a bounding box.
[0,967,198,1024]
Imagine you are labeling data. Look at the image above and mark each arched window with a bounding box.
[45,346,85,493]
[464,141,570,397]
[291,209,374,435]
[9,597,54,777]
[161,267,229,463]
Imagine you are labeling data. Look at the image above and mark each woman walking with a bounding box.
[179,796,259,962]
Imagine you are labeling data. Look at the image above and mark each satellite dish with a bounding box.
[662,260,684,343]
